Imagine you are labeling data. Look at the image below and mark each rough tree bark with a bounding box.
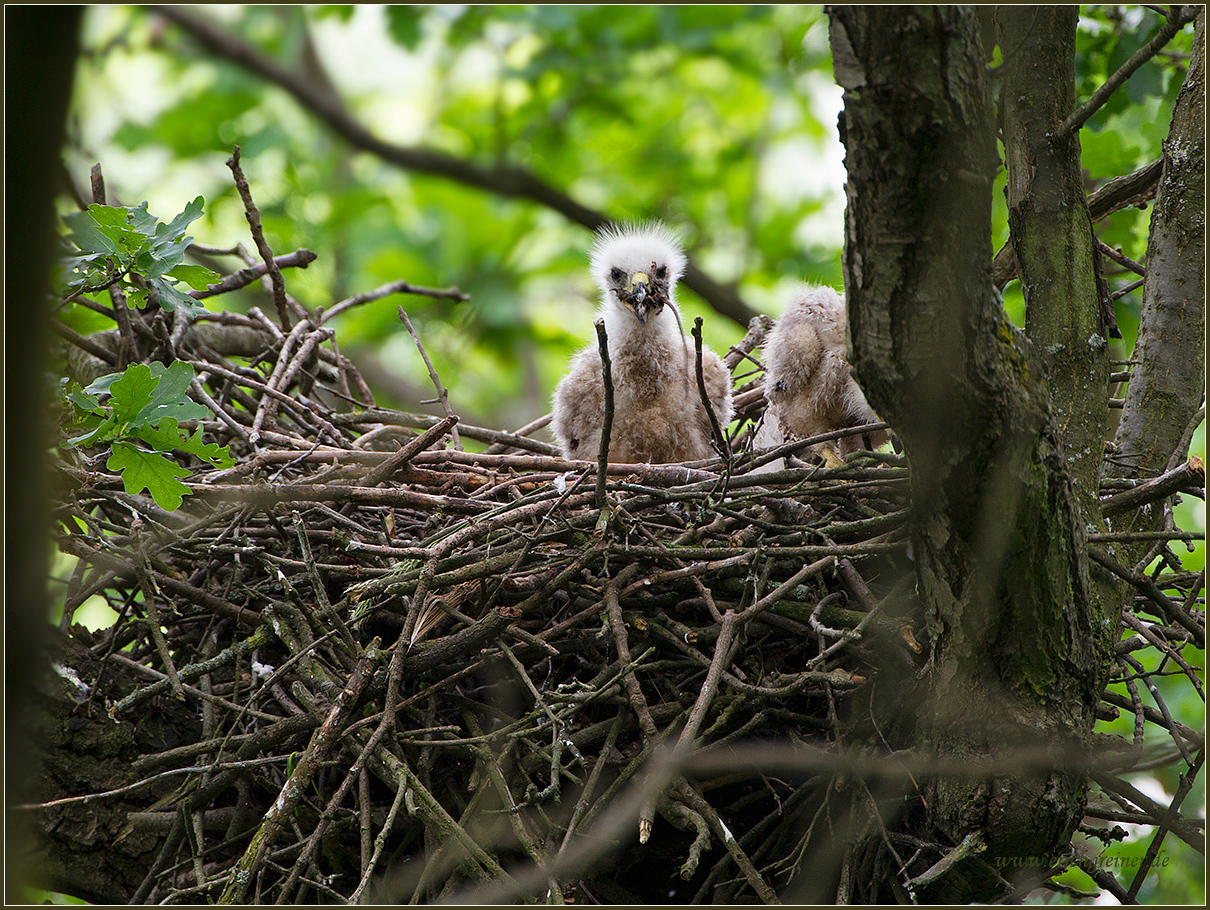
[829,6,1114,899]
[1110,10,1206,507]
[999,6,1110,516]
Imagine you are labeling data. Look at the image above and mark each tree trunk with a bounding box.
[999,5,1110,517]
[829,6,1113,898]
[5,6,83,902]
[1110,11,1206,508]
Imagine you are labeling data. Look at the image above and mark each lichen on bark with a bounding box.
[828,5,1117,895]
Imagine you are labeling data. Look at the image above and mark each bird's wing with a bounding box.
[763,314,823,398]
[698,346,735,428]
[551,347,605,461]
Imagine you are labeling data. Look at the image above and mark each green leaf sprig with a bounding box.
[66,361,233,511]
[61,197,220,318]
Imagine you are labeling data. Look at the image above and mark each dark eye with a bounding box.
[610,267,625,283]
[654,265,668,280]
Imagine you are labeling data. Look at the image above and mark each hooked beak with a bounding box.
[629,271,651,325]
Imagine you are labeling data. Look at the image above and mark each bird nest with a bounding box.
[41,174,1205,905]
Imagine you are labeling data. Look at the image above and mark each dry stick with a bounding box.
[1120,611,1204,698]
[397,306,461,450]
[693,316,728,457]
[190,377,252,444]
[555,713,624,866]
[744,421,893,472]
[290,510,358,657]
[674,612,739,755]
[337,409,559,456]
[226,144,292,329]
[321,277,469,324]
[1092,771,1206,853]
[604,566,667,845]
[275,686,410,905]
[358,768,372,878]
[250,317,311,441]
[1100,455,1206,516]
[348,769,409,905]
[594,318,614,517]
[50,319,119,364]
[1127,746,1205,899]
[361,414,459,487]
[132,532,187,701]
[218,640,381,904]
[57,536,261,625]
[190,359,340,441]
[676,781,782,905]
[1121,652,1194,765]
[1089,548,1205,647]
[905,831,986,895]
[14,755,291,811]
[462,710,564,903]
[1096,239,1147,277]
[1074,857,1136,904]
[190,248,318,301]
[482,412,554,454]
[112,626,274,715]
[1101,690,1204,751]
[738,556,836,624]
[1057,5,1201,140]
[272,323,334,399]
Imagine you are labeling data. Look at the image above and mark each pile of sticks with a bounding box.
[43,164,1204,904]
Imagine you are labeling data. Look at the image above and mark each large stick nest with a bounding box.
[40,181,1205,906]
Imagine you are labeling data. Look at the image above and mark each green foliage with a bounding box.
[55,192,231,510]
[61,197,219,317]
[51,5,1206,904]
[65,361,232,511]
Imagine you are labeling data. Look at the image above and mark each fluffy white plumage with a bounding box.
[552,222,734,464]
[759,284,888,465]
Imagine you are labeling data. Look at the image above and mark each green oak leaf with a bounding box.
[140,361,210,425]
[158,196,206,239]
[107,363,157,428]
[106,441,192,511]
[131,418,232,469]
[68,385,104,413]
[125,201,160,236]
[150,276,206,317]
[65,411,118,449]
[63,209,121,256]
[167,263,221,289]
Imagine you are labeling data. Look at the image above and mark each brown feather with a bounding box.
[552,223,733,464]
[761,284,889,458]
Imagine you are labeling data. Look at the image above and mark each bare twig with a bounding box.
[594,318,615,515]
[397,306,461,451]
[1057,6,1201,140]
[322,278,469,324]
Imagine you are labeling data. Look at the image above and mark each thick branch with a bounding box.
[1111,12,1206,493]
[999,5,1108,514]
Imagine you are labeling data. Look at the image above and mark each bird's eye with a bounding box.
[609,267,625,283]
[654,265,668,280]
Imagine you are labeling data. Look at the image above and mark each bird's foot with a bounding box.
[818,444,845,469]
